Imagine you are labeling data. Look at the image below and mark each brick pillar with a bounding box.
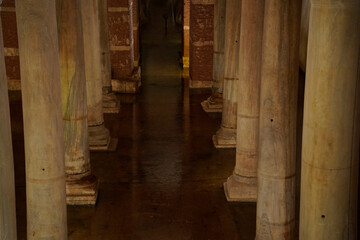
[108,0,141,93]
[132,0,140,67]
[0,0,20,90]
[189,0,214,88]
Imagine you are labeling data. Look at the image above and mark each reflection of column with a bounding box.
[16,0,68,238]
[299,0,310,72]
[0,15,17,239]
[299,1,360,239]
[256,0,300,239]
[182,0,190,69]
[58,0,99,205]
[108,0,141,93]
[224,0,264,202]
[212,0,240,148]
[201,0,226,113]
[189,0,214,88]
[99,0,121,114]
[81,0,118,152]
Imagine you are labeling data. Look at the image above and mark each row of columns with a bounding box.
[0,0,128,238]
[195,0,360,238]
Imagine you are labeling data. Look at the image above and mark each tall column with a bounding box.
[81,0,118,152]
[57,0,99,205]
[299,1,360,239]
[255,0,300,239]
[182,0,190,69]
[15,0,68,238]
[99,0,121,114]
[201,0,226,112]
[0,11,17,239]
[224,0,264,202]
[108,0,141,93]
[189,0,214,88]
[212,0,241,148]
[299,0,310,72]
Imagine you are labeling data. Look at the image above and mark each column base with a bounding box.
[201,93,223,112]
[66,172,99,205]
[224,174,257,202]
[111,67,141,93]
[103,92,120,114]
[212,127,236,148]
[88,123,118,152]
[189,77,212,88]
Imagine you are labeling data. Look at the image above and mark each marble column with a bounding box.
[212,0,241,148]
[0,12,17,239]
[224,0,264,202]
[299,1,360,239]
[15,0,68,238]
[256,0,300,239]
[81,0,118,151]
[99,0,121,114]
[201,0,226,113]
[57,0,99,205]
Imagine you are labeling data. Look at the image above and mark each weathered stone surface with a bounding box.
[299,1,360,239]
[256,0,300,239]
[0,15,17,240]
[16,0,68,238]
[189,1,214,87]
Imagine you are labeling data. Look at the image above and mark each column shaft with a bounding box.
[58,0,99,205]
[213,0,241,148]
[15,0,68,238]
[0,14,17,239]
[81,0,114,151]
[299,1,360,239]
[224,0,264,202]
[189,0,214,88]
[99,0,121,113]
[201,0,226,112]
[256,0,300,239]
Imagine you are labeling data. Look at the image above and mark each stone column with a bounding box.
[0,12,17,239]
[81,0,118,151]
[224,0,264,202]
[201,0,226,113]
[57,0,99,205]
[108,0,141,93]
[299,0,310,72]
[99,0,121,114]
[182,0,190,69]
[189,0,214,88]
[15,0,68,238]
[0,0,21,90]
[212,0,241,148]
[299,1,360,239]
[256,0,300,239]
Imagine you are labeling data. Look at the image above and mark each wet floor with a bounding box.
[9,1,258,239]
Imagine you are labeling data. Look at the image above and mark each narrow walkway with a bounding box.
[10,1,257,239]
